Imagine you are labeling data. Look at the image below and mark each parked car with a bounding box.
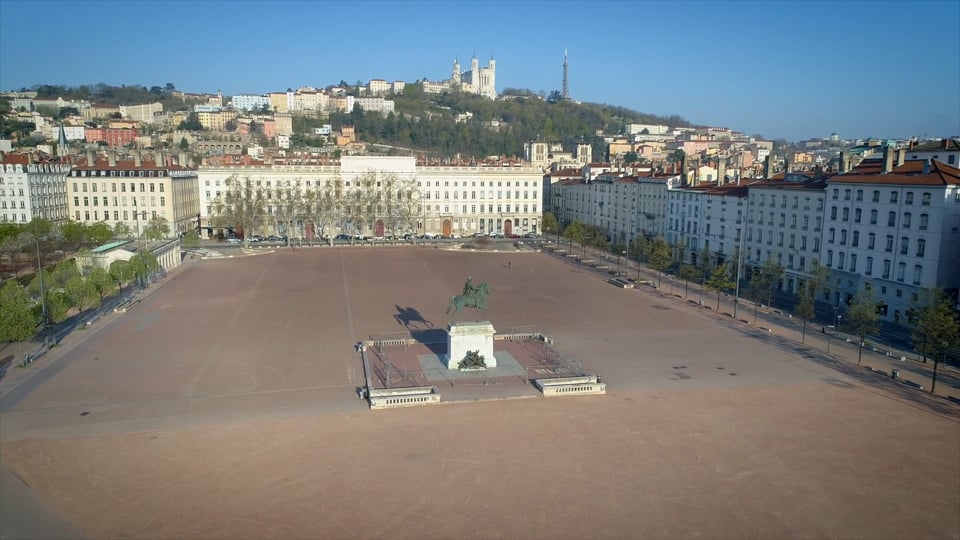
[334,234,351,241]
[227,238,242,244]
[266,235,282,242]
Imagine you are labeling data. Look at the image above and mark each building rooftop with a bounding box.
[829,159,960,186]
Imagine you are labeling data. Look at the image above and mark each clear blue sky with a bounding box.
[1,0,958,142]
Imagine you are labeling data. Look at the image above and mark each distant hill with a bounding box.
[321,86,692,159]
[20,82,693,159]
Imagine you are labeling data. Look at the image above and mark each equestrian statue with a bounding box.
[446,276,491,319]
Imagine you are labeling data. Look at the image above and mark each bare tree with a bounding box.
[211,175,267,246]
[272,180,303,243]
[302,176,340,244]
[381,173,421,242]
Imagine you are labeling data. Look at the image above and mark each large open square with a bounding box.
[1,245,958,539]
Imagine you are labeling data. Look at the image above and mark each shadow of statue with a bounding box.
[394,305,434,330]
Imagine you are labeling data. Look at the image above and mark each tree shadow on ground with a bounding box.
[724,318,960,419]
[0,354,12,380]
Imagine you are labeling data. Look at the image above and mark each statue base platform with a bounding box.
[446,321,496,370]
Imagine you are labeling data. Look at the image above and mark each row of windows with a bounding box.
[832,188,932,205]
[830,208,930,229]
[827,230,926,255]
[72,170,167,178]
[422,191,537,200]
[824,251,924,285]
[73,182,166,194]
[74,196,165,207]
[74,210,159,222]
[755,193,825,209]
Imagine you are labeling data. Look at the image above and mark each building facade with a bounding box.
[196,156,543,239]
[67,150,200,238]
[0,157,71,225]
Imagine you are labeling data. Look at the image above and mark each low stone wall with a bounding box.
[534,375,606,397]
[369,386,441,409]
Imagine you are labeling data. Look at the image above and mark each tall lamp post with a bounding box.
[827,308,841,354]
[732,225,747,319]
[617,250,625,275]
[134,209,148,288]
[20,233,48,333]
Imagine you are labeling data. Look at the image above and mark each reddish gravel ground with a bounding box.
[1,245,957,539]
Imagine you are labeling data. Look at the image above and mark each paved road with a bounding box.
[550,241,960,400]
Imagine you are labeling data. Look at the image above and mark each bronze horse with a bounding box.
[446,281,490,319]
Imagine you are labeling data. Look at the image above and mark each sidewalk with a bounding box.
[547,241,960,401]
[0,259,195,402]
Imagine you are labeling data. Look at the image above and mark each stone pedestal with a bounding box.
[446,321,496,369]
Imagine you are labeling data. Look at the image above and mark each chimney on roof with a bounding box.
[108,149,116,168]
[178,151,187,167]
[85,146,94,166]
[922,159,931,174]
[895,147,905,167]
[882,146,895,174]
[909,139,916,151]
[942,138,950,150]
[838,151,846,173]
[134,149,141,168]
[783,158,790,175]
[763,155,773,179]
[717,156,727,185]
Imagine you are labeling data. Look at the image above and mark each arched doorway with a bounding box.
[374,220,385,237]
[442,219,452,237]
[503,219,513,236]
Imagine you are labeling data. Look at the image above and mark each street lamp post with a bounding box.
[828,309,841,354]
[21,233,48,332]
[617,250,625,275]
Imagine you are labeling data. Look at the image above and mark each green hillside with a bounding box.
[318,86,691,160]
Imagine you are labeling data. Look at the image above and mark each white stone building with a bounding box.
[197,156,543,239]
[230,94,271,112]
[0,158,71,225]
[823,159,960,323]
[903,138,960,168]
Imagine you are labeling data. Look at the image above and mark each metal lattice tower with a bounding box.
[561,49,569,100]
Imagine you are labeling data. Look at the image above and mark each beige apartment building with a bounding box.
[67,149,200,238]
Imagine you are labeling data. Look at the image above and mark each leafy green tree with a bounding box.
[178,112,203,131]
[844,288,879,365]
[130,250,160,288]
[180,137,189,151]
[563,219,585,251]
[0,280,37,362]
[647,237,672,288]
[60,220,88,248]
[541,212,558,237]
[66,274,98,314]
[910,289,960,392]
[678,264,699,299]
[705,263,735,311]
[795,283,815,343]
[109,259,132,290]
[181,230,200,248]
[755,258,785,308]
[112,221,133,239]
[24,217,53,239]
[87,221,113,245]
[623,151,639,163]
[143,216,170,241]
[45,290,71,324]
[86,267,115,301]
